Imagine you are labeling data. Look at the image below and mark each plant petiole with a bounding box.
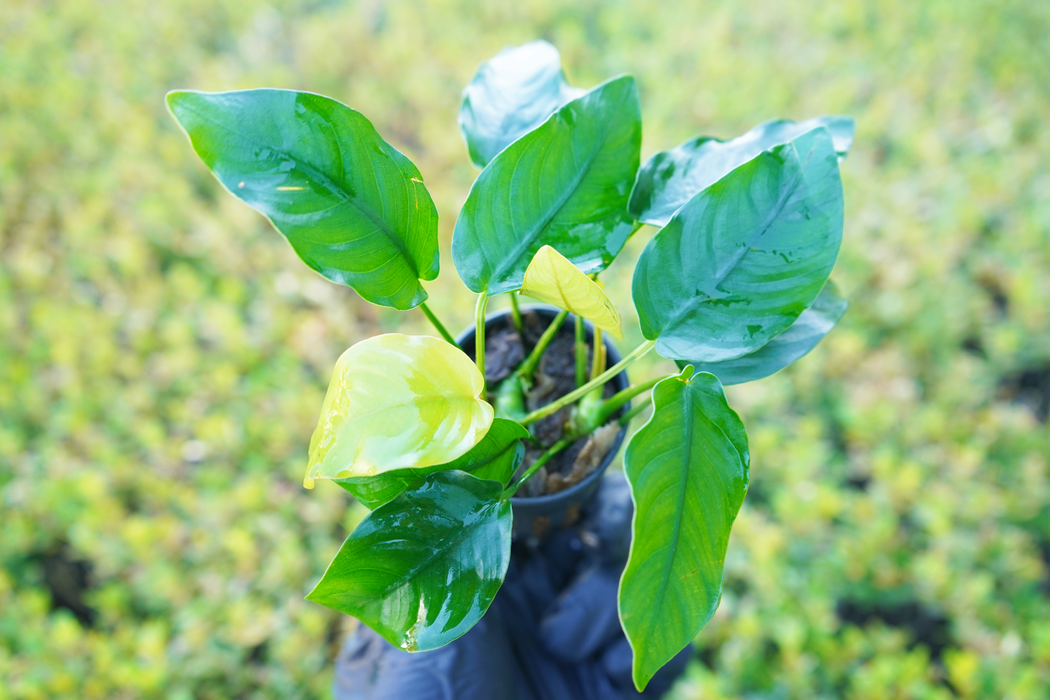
[575,315,587,387]
[597,374,670,425]
[618,395,653,426]
[503,437,573,499]
[419,302,456,345]
[516,309,569,382]
[475,292,489,381]
[520,339,657,426]
[508,292,524,335]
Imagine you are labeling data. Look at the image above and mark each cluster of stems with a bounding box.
[420,292,669,497]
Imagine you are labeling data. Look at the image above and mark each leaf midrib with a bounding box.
[378,498,504,598]
[180,98,419,277]
[661,139,814,333]
[486,86,626,288]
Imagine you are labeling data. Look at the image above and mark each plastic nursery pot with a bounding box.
[457,305,630,544]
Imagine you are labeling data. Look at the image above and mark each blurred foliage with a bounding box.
[1,0,1048,698]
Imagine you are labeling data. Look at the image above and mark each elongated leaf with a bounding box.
[521,245,623,338]
[334,418,528,508]
[630,116,854,227]
[676,280,848,384]
[304,334,493,486]
[167,89,439,310]
[453,76,642,295]
[459,41,585,168]
[307,470,512,652]
[619,368,749,691]
[633,127,843,363]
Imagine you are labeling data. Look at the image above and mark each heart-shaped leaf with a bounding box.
[630,116,854,227]
[167,89,439,310]
[459,41,585,168]
[453,75,642,295]
[334,418,529,509]
[618,368,749,691]
[521,245,623,339]
[676,280,848,385]
[307,470,512,652]
[304,334,493,486]
[633,127,844,364]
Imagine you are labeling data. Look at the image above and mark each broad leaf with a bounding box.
[304,334,493,486]
[459,40,585,168]
[633,127,844,364]
[619,368,749,691]
[453,75,642,295]
[630,116,854,227]
[167,89,439,310]
[676,280,848,385]
[307,470,512,652]
[521,245,623,338]
[334,418,529,508]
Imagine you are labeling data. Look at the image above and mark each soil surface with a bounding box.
[467,310,624,498]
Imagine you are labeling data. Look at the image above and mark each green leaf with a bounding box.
[166,89,439,310]
[676,280,848,385]
[307,470,512,652]
[334,418,529,509]
[630,116,854,227]
[618,368,749,691]
[304,334,493,486]
[453,75,642,295]
[459,40,585,168]
[632,127,844,364]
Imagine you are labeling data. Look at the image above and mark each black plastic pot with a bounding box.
[457,305,630,544]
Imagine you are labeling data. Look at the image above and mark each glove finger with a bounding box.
[539,563,624,662]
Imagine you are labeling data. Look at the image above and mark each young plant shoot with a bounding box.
[167,39,852,690]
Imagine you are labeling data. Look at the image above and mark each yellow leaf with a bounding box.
[304,334,493,485]
[521,246,623,338]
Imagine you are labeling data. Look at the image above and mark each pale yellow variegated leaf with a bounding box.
[304,334,494,486]
[521,245,623,338]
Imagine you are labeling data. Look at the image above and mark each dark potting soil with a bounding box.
[476,310,621,498]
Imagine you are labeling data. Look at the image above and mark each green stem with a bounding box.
[627,220,644,238]
[575,315,586,388]
[475,293,488,381]
[517,309,569,381]
[419,302,456,345]
[597,374,671,425]
[503,438,573,499]
[520,339,657,426]
[508,293,524,335]
[618,396,653,425]
[591,327,605,378]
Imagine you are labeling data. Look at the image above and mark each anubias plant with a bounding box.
[167,40,852,690]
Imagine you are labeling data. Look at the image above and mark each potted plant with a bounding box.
[166,40,852,691]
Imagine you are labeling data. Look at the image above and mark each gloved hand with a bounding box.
[332,472,692,700]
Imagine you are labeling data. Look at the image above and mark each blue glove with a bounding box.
[332,473,691,700]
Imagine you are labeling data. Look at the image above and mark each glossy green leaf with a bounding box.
[334,418,529,509]
[307,470,512,652]
[304,334,493,486]
[453,76,642,295]
[459,40,585,168]
[619,368,749,691]
[166,89,439,310]
[521,245,623,338]
[676,280,848,385]
[632,127,844,364]
[630,116,854,227]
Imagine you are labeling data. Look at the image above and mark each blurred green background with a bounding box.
[2,0,1048,697]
